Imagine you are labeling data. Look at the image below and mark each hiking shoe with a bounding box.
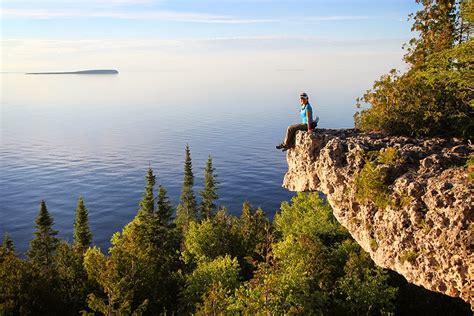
[276,143,286,150]
[281,147,289,152]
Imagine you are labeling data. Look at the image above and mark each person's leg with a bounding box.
[283,123,307,148]
[311,116,319,129]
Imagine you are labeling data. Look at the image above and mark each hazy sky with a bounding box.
[0,0,419,72]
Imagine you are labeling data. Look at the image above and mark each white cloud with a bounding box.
[300,15,370,21]
[2,0,154,4]
[1,8,277,23]
[1,7,376,24]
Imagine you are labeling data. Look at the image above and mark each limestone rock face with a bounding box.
[283,129,473,306]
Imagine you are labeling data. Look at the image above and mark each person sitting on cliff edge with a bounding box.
[276,92,319,151]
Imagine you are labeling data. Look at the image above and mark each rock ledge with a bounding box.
[283,129,473,306]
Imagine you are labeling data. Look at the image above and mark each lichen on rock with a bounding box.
[283,129,473,307]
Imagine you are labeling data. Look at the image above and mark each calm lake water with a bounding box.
[1,70,359,254]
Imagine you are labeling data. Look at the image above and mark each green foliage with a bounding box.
[182,208,239,264]
[377,147,403,165]
[156,185,173,224]
[461,0,474,26]
[137,167,156,218]
[84,214,180,314]
[54,242,90,313]
[200,155,219,219]
[236,202,270,265]
[181,201,271,313]
[355,2,473,138]
[400,193,414,207]
[175,144,197,228]
[0,244,25,313]
[228,259,298,315]
[83,168,182,314]
[182,255,240,312]
[274,194,397,314]
[404,0,457,68]
[27,200,60,268]
[354,161,391,209]
[73,196,92,252]
[275,192,349,246]
[84,246,143,315]
[0,250,33,314]
[334,251,397,314]
[1,233,14,255]
[230,193,398,315]
[270,235,330,313]
[400,250,419,265]
[194,282,233,316]
[16,204,67,315]
[356,147,402,210]
[466,153,474,180]
[420,219,430,233]
[370,238,378,251]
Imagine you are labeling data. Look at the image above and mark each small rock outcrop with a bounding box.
[283,129,473,306]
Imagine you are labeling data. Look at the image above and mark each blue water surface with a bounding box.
[1,70,356,254]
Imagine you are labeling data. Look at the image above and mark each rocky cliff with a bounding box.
[283,129,473,306]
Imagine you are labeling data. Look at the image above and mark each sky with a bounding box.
[0,0,420,72]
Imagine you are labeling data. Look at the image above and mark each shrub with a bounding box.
[354,1,474,139]
[377,147,403,165]
[399,194,413,207]
[370,238,378,251]
[182,256,240,312]
[182,209,239,264]
[354,161,390,209]
[466,154,474,181]
[399,251,418,265]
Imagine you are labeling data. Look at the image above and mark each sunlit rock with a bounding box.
[283,129,473,307]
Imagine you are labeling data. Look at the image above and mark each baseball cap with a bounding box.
[300,92,308,99]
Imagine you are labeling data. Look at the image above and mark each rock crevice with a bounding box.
[283,129,473,306]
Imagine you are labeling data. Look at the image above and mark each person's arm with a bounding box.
[306,110,312,132]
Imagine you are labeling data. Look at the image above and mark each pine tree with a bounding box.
[404,0,457,67]
[200,156,218,219]
[175,144,197,228]
[157,185,173,224]
[137,167,156,218]
[27,200,59,268]
[2,232,14,254]
[73,196,92,252]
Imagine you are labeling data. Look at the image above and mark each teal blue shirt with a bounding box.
[300,103,313,124]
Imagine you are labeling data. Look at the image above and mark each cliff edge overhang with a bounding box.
[283,129,473,306]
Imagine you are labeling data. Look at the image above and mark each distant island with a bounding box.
[25,69,118,75]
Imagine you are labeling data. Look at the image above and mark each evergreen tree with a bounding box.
[73,196,92,252]
[157,185,173,224]
[84,208,182,314]
[200,155,218,219]
[0,246,32,314]
[238,202,269,265]
[54,242,90,313]
[182,208,239,264]
[27,200,59,268]
[404,0,457,68]
[2,232,14,254]
[175,144,197,228]
[137,166,156,218]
